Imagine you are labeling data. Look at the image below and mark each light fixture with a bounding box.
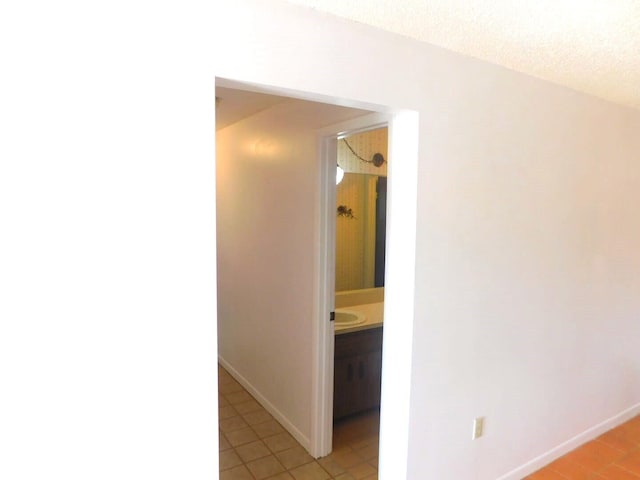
[343,138,385,167]
[336,164,344,185]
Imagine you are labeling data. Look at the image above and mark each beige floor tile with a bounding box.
[317,457,346,477]
[288,461,331,480]
[333,474,356,480]
[219,449,243,471]
[355,443,379,461]
[347,462,376,479]
[219,432,232,451]
[235,440,271,463]
[246,455,286,480]
[328,446,354,457]
[264,473,295,480]
[253,419,286,438]
[225,390,253,405]
[219,415,249,433]
[225,426,259,447]
[219,380,244,395]
[263,432,300,453]
[330,450,364,469]
[275,446,314,470]
[349,436,378,451]
[219,405,239,420]
[242,409,274,426]
[234,399,263,415]
[317,456,346,477]
[220,464,254,480]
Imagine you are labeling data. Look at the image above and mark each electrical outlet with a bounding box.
[472,417,484,439]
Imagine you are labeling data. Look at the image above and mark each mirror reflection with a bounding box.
[335,172,387,291]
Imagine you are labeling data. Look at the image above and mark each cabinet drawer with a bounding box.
[334,327,383,358]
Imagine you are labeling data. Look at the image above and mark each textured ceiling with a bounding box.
[285,0,640,110]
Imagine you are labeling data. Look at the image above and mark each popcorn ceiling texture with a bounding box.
[285,0,640,110]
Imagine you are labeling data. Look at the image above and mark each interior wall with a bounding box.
[3,3,221,479]
[216,98,370,448]
[409,79,640,479]
[8,2,640,480]
[216,101,319,446]
[214,1,640,479]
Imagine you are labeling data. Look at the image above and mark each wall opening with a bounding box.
[215,77,419,480]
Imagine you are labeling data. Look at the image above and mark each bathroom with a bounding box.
[215,86,389,473]
[333,127,387,423]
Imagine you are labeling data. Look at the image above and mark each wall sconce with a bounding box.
[336,164,344,185]
[343,138,385,167]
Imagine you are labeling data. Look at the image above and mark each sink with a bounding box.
[334,309,366,326]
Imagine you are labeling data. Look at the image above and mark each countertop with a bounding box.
[335,302,384,335]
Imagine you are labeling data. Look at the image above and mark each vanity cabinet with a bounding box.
[333,326,383,419]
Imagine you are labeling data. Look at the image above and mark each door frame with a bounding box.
[216,76,420,479]
[312,113,390,457]
[311,111,419,480]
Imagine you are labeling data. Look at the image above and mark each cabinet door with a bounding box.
[333,356,358,419]
[361,350,382,411]
[334,327,383,419]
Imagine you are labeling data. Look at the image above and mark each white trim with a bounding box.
[496,402,640,480]
[310,134,337,458]
[315,113,390,139]
[311,113,394,459]
[378,111,420,480]
[218,355,311,451]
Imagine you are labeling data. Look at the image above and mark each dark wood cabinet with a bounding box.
[333,327,383,419]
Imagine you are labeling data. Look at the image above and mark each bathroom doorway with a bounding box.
[333,126,388,423]
[331,126,389,474]
[215,78,419,478]
[215,84,381,453]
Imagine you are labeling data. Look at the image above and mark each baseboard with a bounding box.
[497,402,640,480]
[218,355,311,451]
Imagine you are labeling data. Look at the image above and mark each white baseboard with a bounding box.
[218,355,311,451]
[497,402,640,480]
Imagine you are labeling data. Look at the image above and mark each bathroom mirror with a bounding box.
[335,172,387,292]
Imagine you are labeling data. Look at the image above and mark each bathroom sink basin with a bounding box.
[334,309,366,326]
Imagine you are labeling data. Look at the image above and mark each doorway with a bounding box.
[216,78,419,480]
[332,127,388,415]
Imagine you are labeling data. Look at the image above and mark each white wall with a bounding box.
[213,1,640,479]
[2,3,218,480]
[216,101,320,446]
[408,55,640,480]
[4,1,640,480]
[216,98,370,449]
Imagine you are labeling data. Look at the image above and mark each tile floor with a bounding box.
[218,365,379,480]
[220,364,640,479]
[525,415,640,479]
